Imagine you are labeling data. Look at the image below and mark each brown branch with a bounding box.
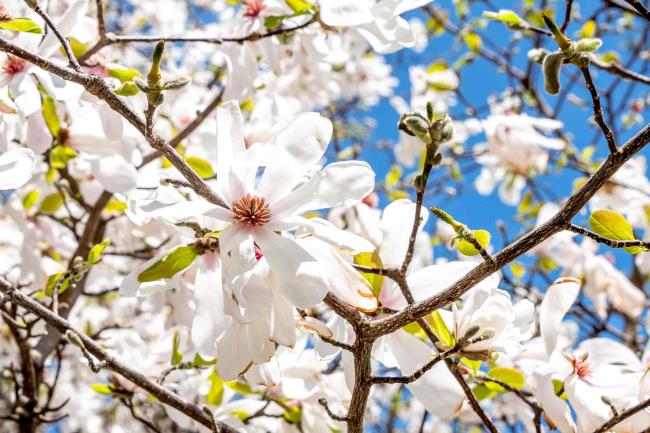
[581,66,619,154]
[567,224,650,250]
[593,397,650,433]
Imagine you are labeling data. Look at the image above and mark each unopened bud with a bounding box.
[426,101,434,121]
[146,40,165,85]
[543,52,565,95]
[570,52,591,68]
[400,113,432,144]
[460,325,480,341]
[576,38,602,53]
[23,0,38,9]
[65,330,84,347]
[429,114,453,144]
[163,77,191,91]
[542,14,572,50]
[480,328,495,340]
[430,207,454,225]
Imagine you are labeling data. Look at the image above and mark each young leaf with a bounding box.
[482,9,526,27]
[354,251,384,297]
[22,189,40,210]
[426,310,455,347]
[0,18,43,34]
[108,65,142,83]
[485,367,525,392]
[137,245,202,282]
[50,145,77,169]
[39,192,64,214]
[171,330,183,366]
[185,155,215,179]
[207,370,224,406]
[87,239,110,265]
[589,209,643,254]
[456,230,491,256]
[463,32,482,53]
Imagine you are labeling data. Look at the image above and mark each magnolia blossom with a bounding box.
[319,0,433,53]
[474,112,565,205]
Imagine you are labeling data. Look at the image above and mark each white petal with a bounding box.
[319,0,373,27]
[407,261,500,302]
[257,113,333,203]
[272,161,375,217]
[379,199,427,267]
[533,373,576,433]
[215,325,250,380]
[255,230,328,309]
[91,155,137,193]
[387,330,464,418]
[215,100,246,204]
[0,149,35,190]
[191,253,229,357]
[99,102,123,141]
[299,218,375,254]
[540,277,580,356]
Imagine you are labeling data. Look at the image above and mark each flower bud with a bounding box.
[461,325,480,341]
[400,113,432,144]
[543,52,565,95]
[576,38,602,53]
[147,40,165,84]
[163,77,192,91]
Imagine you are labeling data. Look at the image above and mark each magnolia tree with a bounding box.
[1,0,650,432]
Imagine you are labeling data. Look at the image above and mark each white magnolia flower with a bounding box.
[319,0,433,53]
[190,101,375,309]
[474,113,565,205]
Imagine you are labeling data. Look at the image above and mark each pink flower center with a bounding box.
[243,0,266,18]
[254,246,263,261]
[572,354,593,379]
[232,194,271,227]
[2,55,27,77]
[362,192,379,208]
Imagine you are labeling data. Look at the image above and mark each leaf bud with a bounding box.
[543,51,565,95]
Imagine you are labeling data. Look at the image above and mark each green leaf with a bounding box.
[225,381,258,395]
[0,18,43,34]
[192,352,216,367]
[40,91,60,138]
[171,330,183,366]
[22,189,40,211]
[114,81,139,96]
[473,383,497,401]
[457,230,491,256]
[207,370,224,406]
[50,145,77,169]
[578,19,596,38]
[87,239,110,265]
[460,357,481,375]
[39,192,64,214]
[485,367,525,392]
[426,310,455,347]
[482,9,526,27]
[108,65,142,83]
[552,378,567,399]
[264,15,285,29]
[90,383,114,395]
[285,0,314,13]
[137,245,202,282]
[589,209,644,254]
[353,251,384,297]
[385,165,402,189]
[185,155,215,179]
[44,272,70,296]
[463,32,482,53]
[283,406,302,424]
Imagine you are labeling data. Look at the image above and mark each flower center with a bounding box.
[243,0,266,18]
[232,194,271,227]
[2,55,27,77]
[572,353,593,379]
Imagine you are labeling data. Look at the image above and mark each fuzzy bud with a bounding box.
[527,48,549,64]
[399,112,432,144]
[543,52,565,95]
[163,77,192,91]
[575,38,602,53]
